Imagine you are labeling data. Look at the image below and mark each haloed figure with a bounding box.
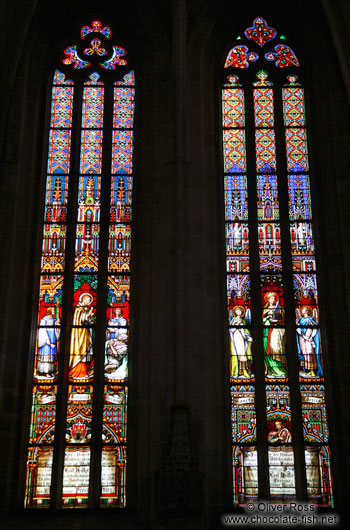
[296,305,322,377]
[229,306,253,378]
[69,293,94,379]
[262,292,288,377]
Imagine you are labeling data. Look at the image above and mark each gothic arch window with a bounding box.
[25,20,134,508]
[222,17,334,506]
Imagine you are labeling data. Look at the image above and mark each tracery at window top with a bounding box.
[223,16,333,506]
[25,21,135,508]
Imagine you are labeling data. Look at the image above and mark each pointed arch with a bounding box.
[25,20,135,509]
[222,16,333,506]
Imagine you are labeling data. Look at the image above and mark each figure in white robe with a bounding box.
[296,306,322,377]
[37,307,60,378]
[107,307,127,339]
[229,306,253,378]
[105,328,128,380]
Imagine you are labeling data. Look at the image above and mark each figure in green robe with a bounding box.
[262,293,287,377]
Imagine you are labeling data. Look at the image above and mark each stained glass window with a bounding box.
[25,21,134,509]
[223,17,333,506]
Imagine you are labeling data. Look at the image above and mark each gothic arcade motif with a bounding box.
[26,21,134,509]
[223,17,333,507]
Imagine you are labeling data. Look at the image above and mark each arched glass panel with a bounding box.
[25,20,134,509]
[223,17,333,507]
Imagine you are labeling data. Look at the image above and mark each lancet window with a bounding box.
[223,17,333,506]
[25,20,134,508]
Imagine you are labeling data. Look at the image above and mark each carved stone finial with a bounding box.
[158,405,201,512]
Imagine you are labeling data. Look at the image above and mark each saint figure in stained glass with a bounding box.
[37,307,60,378]
[229,306,253,378]
[268,420,292,443]
[296,306,322,377]
[105,331,128,380]
[107,307,127,333]
[69,293,94,379]
[262,293,287,377]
